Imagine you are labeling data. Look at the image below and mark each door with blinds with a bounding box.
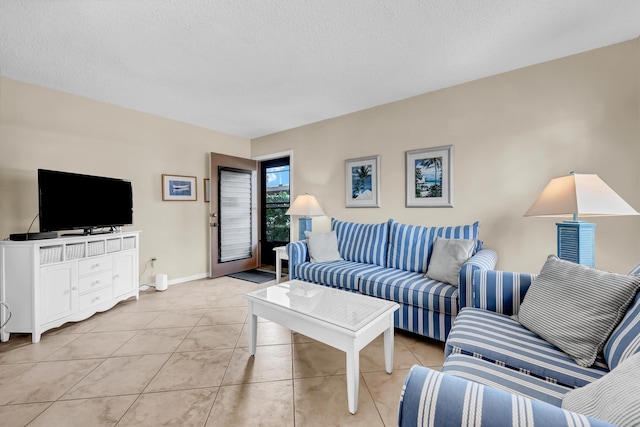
[209,153,258,278]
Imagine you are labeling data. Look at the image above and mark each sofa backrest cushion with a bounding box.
[387,220,431,273]
[331,218,388,267]
[603,262,640,370]
[435,221,481,253]
[387,219,481,273]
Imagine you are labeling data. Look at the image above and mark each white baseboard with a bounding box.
[167,273,209,285]
[140,272,210,289]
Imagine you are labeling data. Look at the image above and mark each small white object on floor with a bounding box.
[155,274,168,291]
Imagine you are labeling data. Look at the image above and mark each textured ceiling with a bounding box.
[1,1,639,139]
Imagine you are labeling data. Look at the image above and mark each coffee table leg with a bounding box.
[248,301,257,355]
[346,345,359,414]
[384,314,394,374]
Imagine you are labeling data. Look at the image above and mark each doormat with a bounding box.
[227,269,279,284]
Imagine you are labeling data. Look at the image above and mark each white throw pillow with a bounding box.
[562,351,640,426]
[305,231,343,263]
[425,237,476,286]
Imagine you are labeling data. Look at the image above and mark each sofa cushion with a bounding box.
[386,220,480,274]
[435,221,480,247]
[446,308,609,389]
[304,231,343,263]
[442,353,571,407]
[514,255,640,367]
[425,237,476,286]
[562,352,640,426]
[331,218,388,267]
[603,290,640,370]
[295,260,386,291]
[387,220,432,273]
[359,268,459,315]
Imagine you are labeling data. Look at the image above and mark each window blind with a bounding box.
[219,168,252,262]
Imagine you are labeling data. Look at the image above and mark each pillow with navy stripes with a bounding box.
[513,255,640,367]
[562,351,640,426]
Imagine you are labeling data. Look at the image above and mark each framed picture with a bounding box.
[345,155,380,208]
[162,174,197,201]
[406,145,453,207]
[204,178,211,203]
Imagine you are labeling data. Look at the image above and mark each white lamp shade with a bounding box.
[286,194,325,217]
[524,173,638,218]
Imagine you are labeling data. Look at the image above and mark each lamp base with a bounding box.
[556,221,596,267]
[298,217,312,241]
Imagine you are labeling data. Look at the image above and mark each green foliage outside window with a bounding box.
[266,191,290,242]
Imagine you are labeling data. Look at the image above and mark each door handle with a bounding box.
[211,223,218,227]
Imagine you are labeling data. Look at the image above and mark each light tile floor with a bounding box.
[0,276,445,426]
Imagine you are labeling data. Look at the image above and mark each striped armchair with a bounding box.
[398,364,615,427]
[398,262,640,427]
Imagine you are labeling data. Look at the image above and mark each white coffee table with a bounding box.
[244,280,399,414]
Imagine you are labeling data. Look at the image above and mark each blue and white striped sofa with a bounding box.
[397,262,640,426]
[287,218,498,341]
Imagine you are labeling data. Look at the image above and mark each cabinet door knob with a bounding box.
[72,287,77,291]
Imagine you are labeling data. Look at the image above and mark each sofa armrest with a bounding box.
[286,241,309,280]
[398,365,613,427]
[458,248,498,309]
[472,270,538,316]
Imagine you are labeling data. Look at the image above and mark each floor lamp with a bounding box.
[286,194,326,241]
[524,172,638,267]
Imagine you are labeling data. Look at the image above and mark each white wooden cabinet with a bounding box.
[40,262,77,324]
[0,231,139,343]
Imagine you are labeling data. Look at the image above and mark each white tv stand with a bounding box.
[0,231,140,343]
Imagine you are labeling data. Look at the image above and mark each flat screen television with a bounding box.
[38,169,133,234]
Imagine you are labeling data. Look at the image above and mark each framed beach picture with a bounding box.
[162,174,197,201]
[345,155,380,208]
[406,145,453,207]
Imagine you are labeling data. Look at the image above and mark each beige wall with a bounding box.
[0,77,251,284]
[2,38,638,281]
[253,39,640,274]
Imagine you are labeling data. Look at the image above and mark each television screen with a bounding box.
[38,169,133,233]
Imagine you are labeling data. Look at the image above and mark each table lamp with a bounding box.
[524,172,638,267]
[286,193,326,240]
